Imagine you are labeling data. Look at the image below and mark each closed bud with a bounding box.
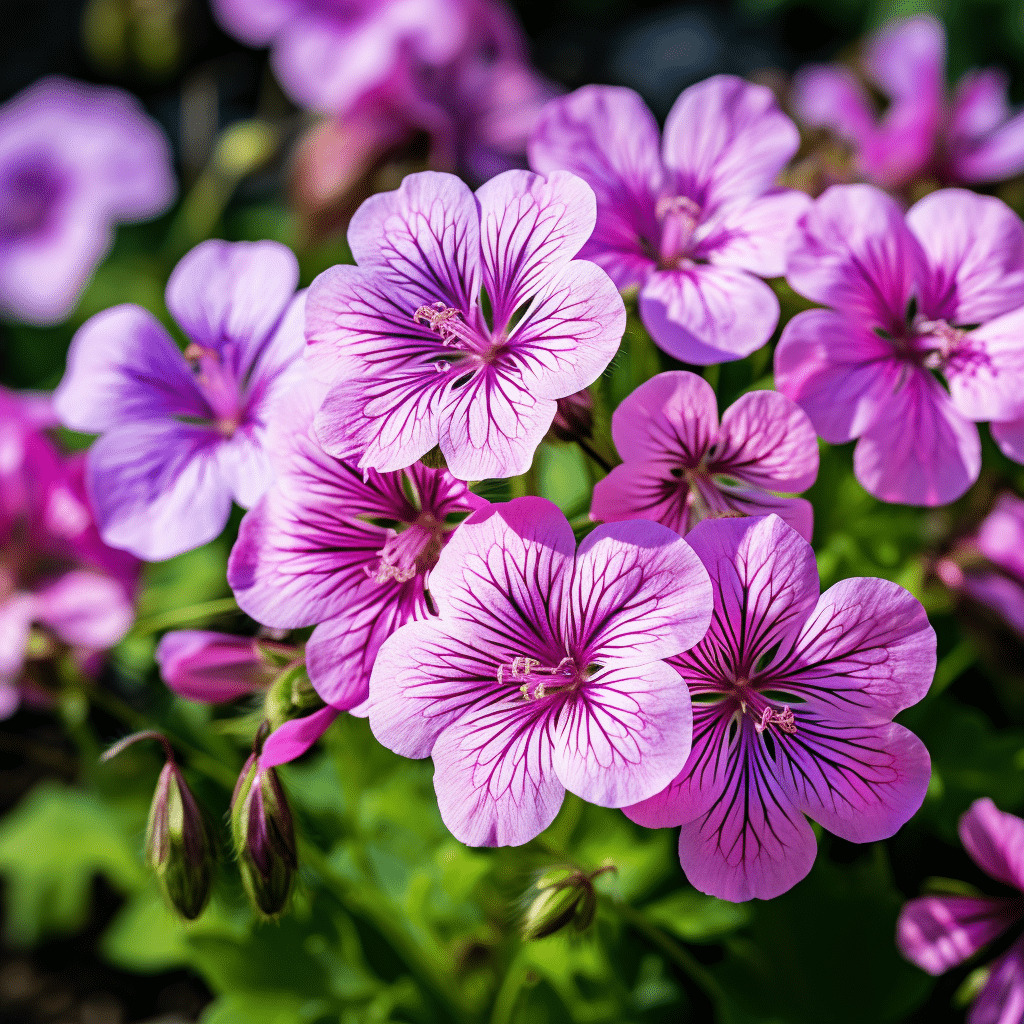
[522,864,613,941]
[549,389,594,443]
[263,663,321,731]
[231,737,298,918]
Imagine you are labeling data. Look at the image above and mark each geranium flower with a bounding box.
[776,184,1024,506]
[793,14,1024,191]
[528,77,809,364]
[306,169,624,480]
[591,371,819,539]
[626,514,934,902]
[367,496,713,847]
[0,76,175,325]
[54,240,306,560]
[227,380,483,721]
[898,799,1024,1023]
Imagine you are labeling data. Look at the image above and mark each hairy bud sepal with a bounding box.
[522,865,613,941]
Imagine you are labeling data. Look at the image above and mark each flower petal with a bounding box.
[640,264,779,365]
[0,594,35,684]
[790,65,878,153]
[971,936,1024,1024]
[34,570,133,650]
[960,798,1024,893]
[155,630,268,703]
[590,460,692,535]
[552,660,692,807]
[991,417,1024,466]
[712,488,815,543]
[946,308,1024,424]
[260,706,340,769]
[954,111,1024,185]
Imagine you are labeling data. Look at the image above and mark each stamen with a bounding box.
[183,342,242,436]
[754,704,797,735]
[414,302,475,349]
[498,656,577,700]
[656,195,702,266]
[915,318,971,373]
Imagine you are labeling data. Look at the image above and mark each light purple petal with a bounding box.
[946,308,1024,424]
[971,936,1024,1024]
[853,370,981,506]
[662,75,800,212]
[790,65,877,152]
[954,110,1024,184]
[34,570,133,650]
[975,494,1024,579]
[961,569,1024,637]
[960,798,1024,893]
[571,519,712,666]
[260,706,341,769]
[991,417,1024,466]
[865,15,945,106]
[155,630,268,703]
[908,189,1024,324]
[898,895,1019,975]
[552,659,692,808]
[87,421,233,561]
[0,594,35,684]
[639,264,780,365]
[590,460,693,535]
[950,69,1011,146]
[713,489,814,542]
[528,85,663,290]
[786,184,924,328]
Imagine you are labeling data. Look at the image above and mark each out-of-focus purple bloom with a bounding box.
[54,240,306,561]
[898,799,1024,1023]
[591,371,818,539]
[777,185,1024,506]
[793,14,1024,191]
[529,77,809,364]
[307,170,625,480]
[156,630,280,704]
[0,77,175,325]
[228,380,483,719]
[368,496,713,847]
[627,514,934,902]
[0,388,136,716]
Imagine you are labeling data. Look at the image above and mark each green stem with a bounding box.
[133,596,240,637]
[575,437,612,474]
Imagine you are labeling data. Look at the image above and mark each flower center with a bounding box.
[414,302,478,350]
[656,195,702,267]
[365,514,444,585]
[499,656,579,700]
[0,159,61,242]
[731,677,798,736]
[184,343,243,436]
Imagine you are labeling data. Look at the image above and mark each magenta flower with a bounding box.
[368,496,713,847]
[626,514,934,902]
[591,371,819,540]
[793,14,1024,191]
[54,240,306,561]
[1,388,136,717]
[898,799,1024,1023]
[307,169,625,480]
[227,380,483,720]
[776,184,1024,506]
[0,77,174,325]
[156,631,279,704]
[528,77,809,364]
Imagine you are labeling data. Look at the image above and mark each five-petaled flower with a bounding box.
[367,496,713,846]
[54,240,306,561]
[591,371,819,540]
[529,76,809,364]
[306,168,625,480]
[898,798,1024,1024]
[626,514,934,902]
[777,184,1024,506]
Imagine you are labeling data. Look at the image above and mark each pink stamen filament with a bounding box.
[413,302,477,350]
[499,656,577,700]
[753,704,798,735]
[656,195,702,265]
[184,342,242,435]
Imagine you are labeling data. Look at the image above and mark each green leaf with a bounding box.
[100,881,191,972]
[200,991,329,1024]
[641,888,749,943]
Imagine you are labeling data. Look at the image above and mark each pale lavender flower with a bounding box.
[529,77,809,364]
[306,169,625,480]
[591,371,818,539]
[793,14,1024,191]
[898,799,1024,1024]
[627,514,934,902]
[54,240,306,561]
[227,381,483,719]
[368,496,713,847]
[0,77,175,325]
[776,184,1024,506]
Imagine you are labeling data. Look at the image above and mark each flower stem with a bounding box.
[576,437,612,473]
[133,596,240,637]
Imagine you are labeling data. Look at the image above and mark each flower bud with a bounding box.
[522,865,613,941]
[549,389,594,443]
[231,739,298,918]
[156,631,279,704]
[263,663,321,731]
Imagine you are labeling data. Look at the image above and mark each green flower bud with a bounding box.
[522,865,613,941]
[263,663,320,731]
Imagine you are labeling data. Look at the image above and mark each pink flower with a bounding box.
[777,184,1024,506]
[156,631,279,704]
[529,77,809,364]
[591,371,819,539]
[367,496,713,847]
[898,799,1024,1023]
[793,14,1024,191]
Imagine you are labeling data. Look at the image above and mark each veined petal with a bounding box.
[432,696,564,847]
[346,170,481,312]
[216,426,274,511]
[898,895,1021,975]
[54,305,209,433]
[662,75,800,213]
[960,798,1024,893]
[971,936,1024,1024]
[552,660,692,807]
[86,421,233,561]
[590,461,692,536]
[243,290,308,420]
[528,85,663,290]
[476,169,597,327]
[908,189,1024,324]
[853,369,981,506]
[640,264,779,365]
[713,488,815,543]
[571,519,712,665]
[34,570,133,651]
[946,308,1024,424]
[260,706,340,769]
[714,389,819,493]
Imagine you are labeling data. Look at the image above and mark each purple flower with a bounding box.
[591,371,819,539]
[367,496,714,847]
[54,240,306,561]
[227,380,483,719]
[306,169,625,480]
[898,799,1024,1023]
[528,77,809,365]
[156,630,280,704]
[1,388,136,717]
[626,514,934,902]
[0,77,174,325]
[793,14,1024,191]
[776,184,1024,506]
